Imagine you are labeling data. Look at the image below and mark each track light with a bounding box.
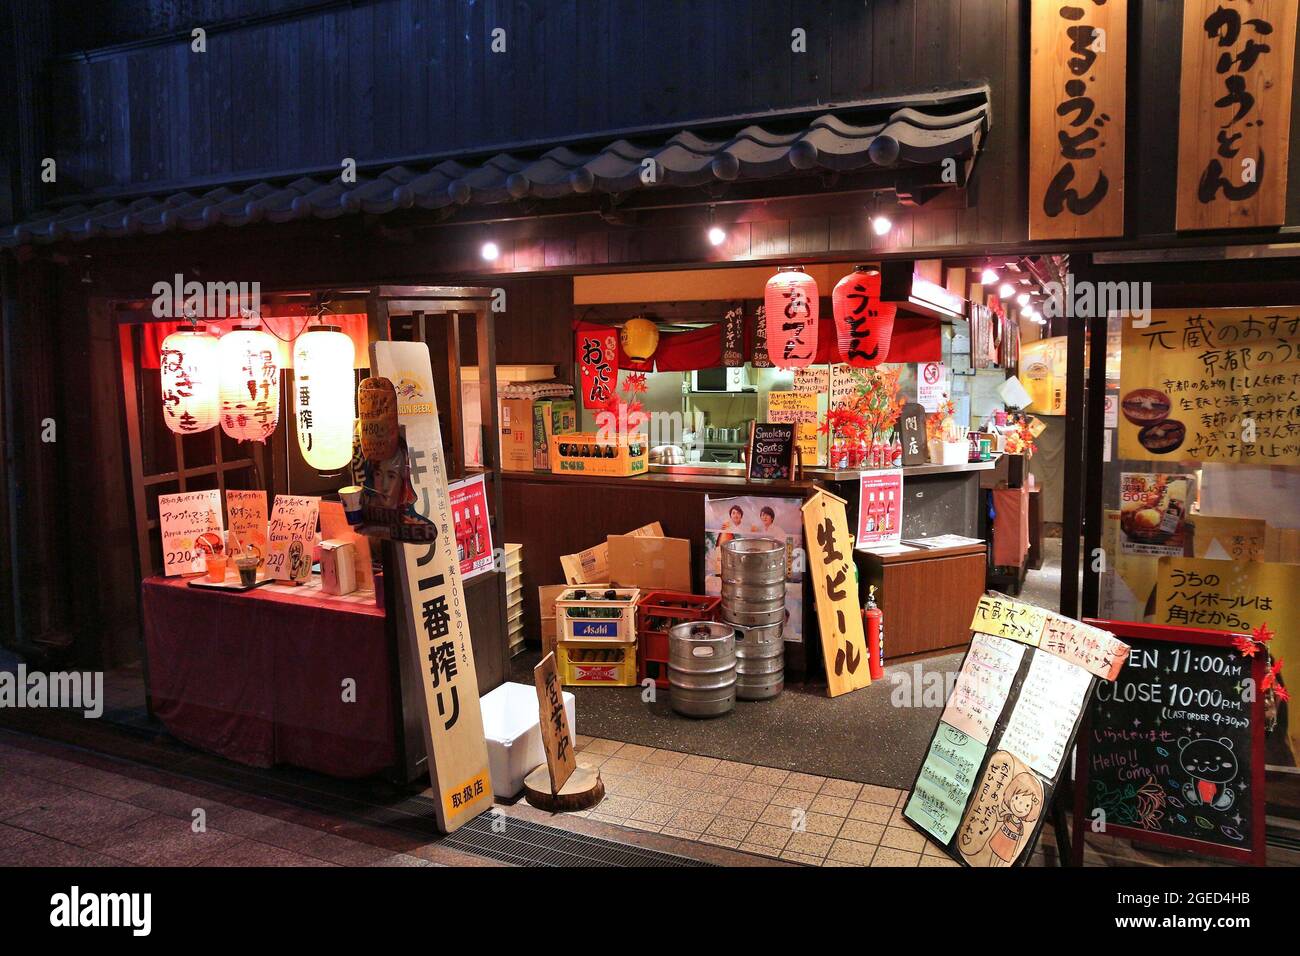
[980,267,999,286]
[870,214,893,236]
[998,282,1016,299]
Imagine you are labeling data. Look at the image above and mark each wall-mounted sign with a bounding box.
[448,474,495,580]
[917,362,947,413]
[856,468,903,548]
[1029,0,1128,239]
[750,304,772,369]
[802,490,871,698]
[767,389,820,467]
[576,324,618,409]
[158,490,224,576]
[1176,0,1297,231]
[721,304,745,368]
[747,422,796,481]
[373,341,492,834]
[266,494,319,582]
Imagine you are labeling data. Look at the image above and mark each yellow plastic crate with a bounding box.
[557,640,638,686]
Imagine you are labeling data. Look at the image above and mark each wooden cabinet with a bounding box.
[856,542,987,659]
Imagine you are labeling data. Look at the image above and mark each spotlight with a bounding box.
[480,241,500,262]
[707,226,727,246]
[998,282,1016,299]
[980,267,999,286]
[870,214,892,236]
[1016,292,1031,306]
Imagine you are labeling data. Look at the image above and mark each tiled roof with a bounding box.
[1,85,990,248]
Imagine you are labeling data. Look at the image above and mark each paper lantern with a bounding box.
[219,327,281,443]
[620,317,660,362]
[832,266,896,367]
[293,327,356,471]
[159,328,220,434]
[764,267,819,368]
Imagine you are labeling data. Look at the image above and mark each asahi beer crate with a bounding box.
[554,587,640,643]
[549,433,648,477]
[557,641,638,687]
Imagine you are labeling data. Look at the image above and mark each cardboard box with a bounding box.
[500,398,535,472]
[531,399,577,471]
[560,521,663,584]
[607,534,691,592]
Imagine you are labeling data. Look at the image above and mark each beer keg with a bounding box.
[668,621,736,718]
[720,537,785,584]
[733,621,785,700]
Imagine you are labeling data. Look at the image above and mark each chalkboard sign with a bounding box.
[747,422,796,481]
[1073,620,1267,865]
[722,304,744,368]
[896,402,928,466]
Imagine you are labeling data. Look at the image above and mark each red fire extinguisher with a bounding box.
[863,585,885,681]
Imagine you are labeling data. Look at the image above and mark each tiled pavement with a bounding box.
[567,735,959,867]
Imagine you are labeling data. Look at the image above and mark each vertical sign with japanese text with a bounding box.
[802,490,871,698]
[225,489,268,557]
[533,652,576,794]
[373,341,492,833]
[1177,0,1297,231]
[266,495,319,582]
[576,324,619,409]
[1029,0,1127,239]
[158,490,224,576]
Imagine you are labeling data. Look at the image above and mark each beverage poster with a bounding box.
[158,490,225,576]
[448,473,495,581]
[225,489,267,559]
[1119,472,1195,557]
[856,468,903,548]
[266,494,319,583]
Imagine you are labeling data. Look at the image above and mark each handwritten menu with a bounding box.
[999,650,1092,778]
[1039,611,1130,680]
[903,592,1129,866]
[767,390,820,467]
[721,305,744,368]
[904,723,986,845]
[747,422,796,481]
[1079,626,1265,863]
[266,494,320,582]
[158,490,224,576]
[941,634,1025,744]
[225,489,267,558]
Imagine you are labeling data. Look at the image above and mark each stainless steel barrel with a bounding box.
[668,621,736,718]
[720,537,785,584]
[733,621,785,700]
[720,598,786,627]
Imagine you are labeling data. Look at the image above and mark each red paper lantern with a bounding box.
[832,266,896,367]
[764,267,819,368]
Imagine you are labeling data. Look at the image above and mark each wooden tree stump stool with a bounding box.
[522,764,605,813]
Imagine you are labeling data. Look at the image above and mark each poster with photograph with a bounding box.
[703,495,803,644]
[1119,472,1195,556]
[448,474,495,580]
[159,490,225,576]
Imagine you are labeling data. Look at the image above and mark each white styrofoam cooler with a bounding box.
[480,681,577,799]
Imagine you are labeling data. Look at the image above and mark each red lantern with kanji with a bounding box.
[764,267,819,368]
[832,266,895,367]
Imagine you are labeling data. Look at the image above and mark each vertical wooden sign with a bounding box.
[533,652,576,794]
[801,489,871,698]
[1029,0,1127,239]
[372,340,492,833]
[1177,0,1297,230]
[721,304,745,368]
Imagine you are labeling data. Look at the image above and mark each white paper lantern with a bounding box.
[293,327,356,471]
[159,329,220,434]
[219,327,281,443]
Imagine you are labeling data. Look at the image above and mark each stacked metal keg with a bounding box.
[668,621,736,718]
[720,537,786,700]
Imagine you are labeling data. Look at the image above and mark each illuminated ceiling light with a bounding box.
[707,226,727,246]
[293,326,357,472]
[1016,292,1031,306]
[870,214,893,237]
[1020,306,1034,318]
[998,282,1016,299]
[980,267,999,286]
[480,241,500,261]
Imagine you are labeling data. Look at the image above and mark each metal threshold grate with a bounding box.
[439,811,715,867]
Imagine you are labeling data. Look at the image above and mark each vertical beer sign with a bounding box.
[1176,0,1297,231]
[372,340,492,833]
[1029,0,1128,240]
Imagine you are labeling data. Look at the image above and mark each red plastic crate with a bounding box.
[635,591,721,689]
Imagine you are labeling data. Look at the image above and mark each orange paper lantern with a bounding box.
[764,267,819,368]
[159,328,220,434]
[832,266,895,367]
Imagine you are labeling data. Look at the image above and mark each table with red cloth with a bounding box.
[142,575,396,778]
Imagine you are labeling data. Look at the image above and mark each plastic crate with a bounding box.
[554,587,640,643]
[635,591,721,689]
[557,640,638,686]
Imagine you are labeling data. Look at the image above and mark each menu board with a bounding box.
[1075,620,1266,865]
[903,594,1128,866]
[158,490,225,576]
[721,304,744,368]
[767,390,819,467]
[266,494,320,582]
[746,422,796,481]
[225,489,268,558]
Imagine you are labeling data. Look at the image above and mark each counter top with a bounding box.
[500,468,817,496]
[811,459,999,481]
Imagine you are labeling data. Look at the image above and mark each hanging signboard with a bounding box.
[750,304,773,369]
[373,340,492,833]
[903,594,1129,866]
[721,304,745,368]
[158,490,225,576]
[856,468,903,548]
[1176,0,1297,231]
[266,494,319,583]
[1073,620,1267,865]
[1028,0,1128,239]
[746,422,796,481]
[576,324,619,409]
[1119,307,1300,465]
[801,490,871,697]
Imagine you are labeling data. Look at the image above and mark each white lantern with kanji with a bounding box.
[293,327,356,471]
[159,328,220,434]
[219,327,281,443]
